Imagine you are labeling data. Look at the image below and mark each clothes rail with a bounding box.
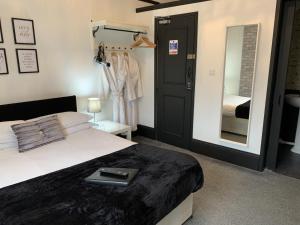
[91,20,148,38]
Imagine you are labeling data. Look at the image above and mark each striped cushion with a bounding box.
[11,115,65,153]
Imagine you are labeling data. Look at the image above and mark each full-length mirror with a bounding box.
[221,24,259,144]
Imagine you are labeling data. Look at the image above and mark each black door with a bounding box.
[266,1,296,169]
[155,13,198,149]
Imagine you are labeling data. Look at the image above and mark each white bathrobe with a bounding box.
[97,63,110,101]
[104,52,129,124]
[124,53,143,131]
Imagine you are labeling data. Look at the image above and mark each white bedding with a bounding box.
[0,128,134,189]
[223,95,251,117]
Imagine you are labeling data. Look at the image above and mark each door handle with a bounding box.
[186,67,192,90]
[278,94,282,106]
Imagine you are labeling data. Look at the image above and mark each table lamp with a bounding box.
[88,98,101,125]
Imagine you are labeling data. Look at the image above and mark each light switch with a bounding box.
[209,69,216,76]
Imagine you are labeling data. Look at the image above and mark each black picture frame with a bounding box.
[12,18,36,45]
[0,48,9,75]
[0,19,3,43]
[16,49,39,74]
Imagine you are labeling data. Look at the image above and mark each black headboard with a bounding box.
[0,96,77,122]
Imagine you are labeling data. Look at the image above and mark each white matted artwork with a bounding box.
[16,49,39,74]
[0,19,3,43]
[12,18,36,45]
[0,49,9,75]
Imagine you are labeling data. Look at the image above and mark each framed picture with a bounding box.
[12,18,36,45]
[0,19,3,43]
[16,49,39,73]
[0,48,9,75]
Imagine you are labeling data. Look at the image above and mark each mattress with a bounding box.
[0,128,134,189]
[223,95,251,117]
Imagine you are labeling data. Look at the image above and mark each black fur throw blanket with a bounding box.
[0,144,203,225]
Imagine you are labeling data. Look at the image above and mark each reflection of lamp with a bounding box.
[88,98,101,125]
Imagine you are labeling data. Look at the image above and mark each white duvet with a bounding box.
[0,128,134,189]
[223,95,251,117]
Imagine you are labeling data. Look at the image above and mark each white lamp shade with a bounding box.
[88,98,101,113]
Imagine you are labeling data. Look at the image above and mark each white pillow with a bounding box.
[0,120,24,144]
[28,112,93,129]
[64,122,92,136]
[57,112,93,129]
[0,141,19,150]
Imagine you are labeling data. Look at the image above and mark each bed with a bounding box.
[0,96,203,225]
[222,95,251,136]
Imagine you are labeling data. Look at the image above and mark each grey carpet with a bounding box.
[277,144,300,180]
[133,136,300,225]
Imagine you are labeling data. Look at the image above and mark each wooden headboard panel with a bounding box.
[0,96,77,122]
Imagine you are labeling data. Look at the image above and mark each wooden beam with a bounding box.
[136,0,212,13]
[138,0,160,5]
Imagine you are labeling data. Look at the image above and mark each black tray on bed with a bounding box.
[85,168,139,186]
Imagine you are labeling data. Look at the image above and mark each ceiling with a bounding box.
[139,0,177,4]
[136,0,185,10]
[157,0,176,2]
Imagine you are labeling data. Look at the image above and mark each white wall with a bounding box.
[136,0,277,155]
[0,0,97,111]
[92,0,146,24]
[0,0,277,155]
[0,0,142,118]
[224,26,244,96]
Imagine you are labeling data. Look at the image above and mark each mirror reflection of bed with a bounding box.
[221,24,259,145]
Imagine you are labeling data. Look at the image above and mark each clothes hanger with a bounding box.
[131,34,156,49]
[131,35,156,48]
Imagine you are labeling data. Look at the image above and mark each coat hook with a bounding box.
[92,26,100,38]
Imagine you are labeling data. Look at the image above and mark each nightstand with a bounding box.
[94,120,132,140]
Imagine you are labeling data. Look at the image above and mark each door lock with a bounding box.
[187,54,196,60]
[187,81,192,90]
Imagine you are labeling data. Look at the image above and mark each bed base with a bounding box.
[157,194,193,225]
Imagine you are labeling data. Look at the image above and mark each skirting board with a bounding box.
[191,139,261,171]
[136,124,156,139]
[136,124,261,171]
